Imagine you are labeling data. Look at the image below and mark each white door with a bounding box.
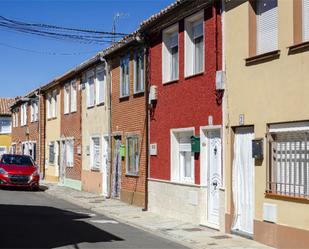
[102,136,109,197]
[59,141,66,184]
[232,127,254,235]
[207,129,222,227]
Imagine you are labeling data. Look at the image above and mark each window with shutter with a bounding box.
[64,84,70,114]
[185,11,204,77]
[126,136,139,175]
[49,142,55,164]
[71,81,77,112]
[52,90,57,118]
[162,24,179,83]
[91,137,101,170]
[66,140,74,167]
[256,0,278,55]
[267,122,309,198]
[87,70,95,107]
[96,66,105,105]
[303,0,309,41]
[134,50,145,93]
[120,56,130,97]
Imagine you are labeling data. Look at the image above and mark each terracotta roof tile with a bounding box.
[0,98,14,116]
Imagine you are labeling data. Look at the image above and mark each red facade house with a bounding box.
[141,0,224,228]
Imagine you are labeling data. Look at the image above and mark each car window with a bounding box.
[0,155,34,166]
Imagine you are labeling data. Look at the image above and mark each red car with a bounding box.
[0,154,40,190]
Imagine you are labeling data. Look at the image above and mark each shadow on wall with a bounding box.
[0,204,123,248]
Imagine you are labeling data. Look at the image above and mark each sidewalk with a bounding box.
[43,182,271,249]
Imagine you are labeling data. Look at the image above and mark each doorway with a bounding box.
[102,135,109,197]
[232,126,255,236]
[111,136,122,198]
[59,140,66,185]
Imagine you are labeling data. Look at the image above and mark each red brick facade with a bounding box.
[60,78,82,181]
[149,4,222,183]
[109,45,147,207]
[11,94,45,173]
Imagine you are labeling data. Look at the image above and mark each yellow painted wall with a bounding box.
[0,134,12,153]
[81,65,109,194]
[224,0,309,231]
[45,87,61,181]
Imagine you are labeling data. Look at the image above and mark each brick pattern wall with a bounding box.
[111,46,147,205]
[149,5,222,184]
[60,78,82,181]
[11,102,40,166]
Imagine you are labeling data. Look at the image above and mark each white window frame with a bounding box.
[30,101,38,122]
[162,24,179,83]
[0,117,11,134]
[134,49,145,94]
[170,127,195,184]
[86,70,95,108]
[120,55,130,97]
[49,142,55,164]
[21,104,27,126]
[256,0,278,55]
[126,135,140,176]
[70,80,77,112]
[52,89,57,118]
[90,136,101,171]
[64,84,70,114]
[96,65,106,105]
[185,11,204,77]
[66,139,74,167]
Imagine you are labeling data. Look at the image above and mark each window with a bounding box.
[185,11,204,77]
[96,66,105,105]
[22,141,36,161]
[52,90,57,118]
[126,136,139,175]
[120,55,130,97]
[0,118,10,134]
[87,70,95,107]
[171,129,195,183]
[0,147,6,156]
[91,137,101,170]
[49,142,55,164]
[12,112,18,128]
[30,101,38,122]
[21,104,27,126]
[162,24,179,83]
[47,94,52,119]
[267,122,309,198]
[256,0,278,55]
[303,0,309,41]
[71,80,77,112]
[134,50,145,93]
[64,84,70,114]
[66,140,74,167]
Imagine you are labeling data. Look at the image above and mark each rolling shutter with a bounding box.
[256,0,278,55]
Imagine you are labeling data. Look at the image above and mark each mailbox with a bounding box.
[191,136,200,153]
[252,139,263,160]
[120,144,126,158]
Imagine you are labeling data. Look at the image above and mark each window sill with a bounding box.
[265,192,309,204]
[47,117,57,121]
[133,90,145,96]
[162,79,178,85]
[31,120,39,123]
[119,95,130,101]
[184,71,204,80]
[288,41,309,54]
[125,173,139,177]
[96,102,105,107]
[87,105,95,110]
[245,50,280,66]
[91,168,100,172]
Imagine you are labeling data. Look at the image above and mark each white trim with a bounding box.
[90,135,101,171]
[148,177,205,188]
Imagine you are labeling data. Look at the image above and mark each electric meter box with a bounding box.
[252,139,263,160]
[191,136,200,153]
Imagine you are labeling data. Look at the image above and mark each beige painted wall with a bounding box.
[45,87,61,180]
[81,64,109,193]
[224,0,309,231]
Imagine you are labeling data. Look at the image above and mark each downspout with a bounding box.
[100,55,112,198]
[38,88,45,179]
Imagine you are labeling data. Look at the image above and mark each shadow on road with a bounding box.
[0,204,123,248]
[0,185,49,192]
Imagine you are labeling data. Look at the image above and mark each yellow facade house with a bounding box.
[223,0,309,248]
[0,98,14,155]
[81,58,110,196]
[42,84,61,182]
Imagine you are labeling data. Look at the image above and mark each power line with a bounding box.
[0,41,100,56]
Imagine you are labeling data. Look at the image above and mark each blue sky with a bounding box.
[0,0,174,97]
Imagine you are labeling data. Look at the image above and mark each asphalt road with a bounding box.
[0,187,188,249]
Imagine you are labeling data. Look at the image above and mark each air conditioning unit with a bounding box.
[216,70,225,90]
[149,85,158,103]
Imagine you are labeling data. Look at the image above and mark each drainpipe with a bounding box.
[100,55,112,198]
[37,88,45,179]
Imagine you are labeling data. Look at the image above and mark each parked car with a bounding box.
[0,154,39,190]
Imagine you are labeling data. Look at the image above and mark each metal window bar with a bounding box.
[268,131,309,199]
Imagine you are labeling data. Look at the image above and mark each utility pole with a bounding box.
[112,12,129,43]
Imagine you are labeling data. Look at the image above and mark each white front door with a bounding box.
[102,136,109,197]
[207,129,222,228]
[232,127,254,235]
[59,141,66,184]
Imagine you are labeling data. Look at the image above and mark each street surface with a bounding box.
[0,187,188,249]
